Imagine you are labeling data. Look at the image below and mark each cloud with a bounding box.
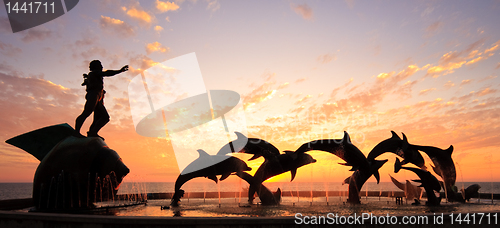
[317,54,336,64]
[242,73,280,110]
[146,41,170,54]
[291,3,313,21]
[156,0,180,12]
[127,54,160,75]
[426,21,442,33]
[0,40,22,57]
[206,0,220,12]
[99,16,135,37]
[444,81,455,89]
[419,88,436,96]
[476,87,497,97]
[0,72,81,138]
[496,62,500,69]
[0,16,11,33]
[20,27,53,42]
[126,8,153,24]
[154,25,164,32]
[460,79,472,86]
[344,0,355,9]
[426,39,497,77]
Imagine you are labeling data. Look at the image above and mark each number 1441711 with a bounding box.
[5,1,55,14]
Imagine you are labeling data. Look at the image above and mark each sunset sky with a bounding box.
[1,0,500,186]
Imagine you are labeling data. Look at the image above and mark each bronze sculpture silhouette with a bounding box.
[367,131,426,169]
[171,149,252,206]
[395,158,441,206]
[75,60,128,140]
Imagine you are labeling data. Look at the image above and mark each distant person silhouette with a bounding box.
[75,60,128,140]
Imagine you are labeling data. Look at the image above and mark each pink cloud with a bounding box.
[291,3,314,21]
[20,27,54,42]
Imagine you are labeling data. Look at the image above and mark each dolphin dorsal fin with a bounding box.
[197,149,210,158]
[390,131,401,140]
[234,131,247,141]
[342,131,351,145]
[445,145,453,155]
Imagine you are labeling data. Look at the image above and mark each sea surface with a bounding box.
[1,182,499,200]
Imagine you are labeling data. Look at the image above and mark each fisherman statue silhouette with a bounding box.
[75,60,129,140]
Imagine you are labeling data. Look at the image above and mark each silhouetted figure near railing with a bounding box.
[75,60,128,140]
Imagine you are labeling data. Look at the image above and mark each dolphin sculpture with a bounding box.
[246,149,316,204]
[389,175,422,203]
[367,131,426,169]
[395,158,441,206]
[5,123,129,211]
[219,132,317,204]
[171,149,252,206]
[412,145,455,190]
[461,184,481,202]
[295,131,388,204]
[235,172,282,205]
[341,158,388,204]
[217,131,280,161]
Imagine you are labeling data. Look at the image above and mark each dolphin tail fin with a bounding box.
[5,123,75,161]
[445,145,454,155]
[371,159,388,184]
[290,168,297,182]
[389,175,406,191]
[394,158,402,173]
[342,175,351,185]
[273,188,282,204]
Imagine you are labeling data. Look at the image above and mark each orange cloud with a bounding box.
[146,41,170,54]
[154,25,164,32]
[426,39,498,77]
[291,3,313,21]
[99,16,135,37]
[476,87,497,97]
[156,0,180,12]
[123,6,153,24]
[419,88,436,95]
[242,73,282,110]
[460,79,472,86]
[444,81,455,89]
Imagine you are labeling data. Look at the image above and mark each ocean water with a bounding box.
[1,182,498,200]
[116,181,500,195]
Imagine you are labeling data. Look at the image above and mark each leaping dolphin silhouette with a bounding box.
[412,145,455,189]
[219,132,317,204]
[367,131,426,169]
[395,158,441,206]
[217,131,280,160]
[297,131,388,204]
[171,150,251,206]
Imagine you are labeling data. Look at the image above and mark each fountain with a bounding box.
[5,124,132,212]
[1,120,497,226]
